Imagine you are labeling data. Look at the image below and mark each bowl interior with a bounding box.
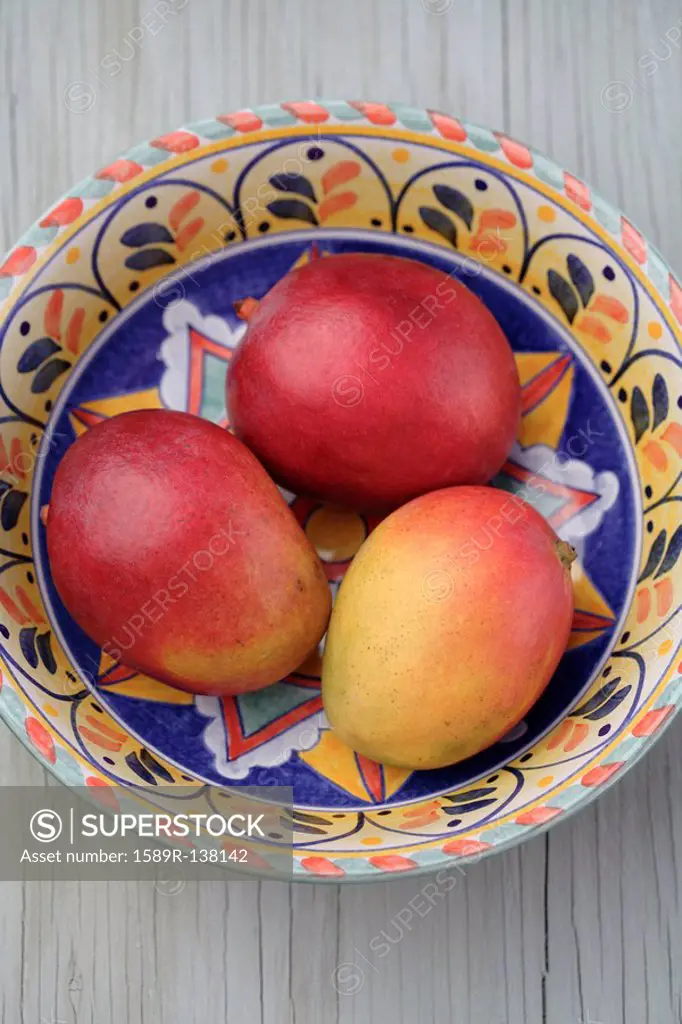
[0,108,679,876]
[34,229,639,807]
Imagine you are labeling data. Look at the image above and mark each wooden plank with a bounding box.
[0,1,679,1021]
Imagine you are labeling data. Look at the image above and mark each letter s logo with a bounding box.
[29,809,63,843]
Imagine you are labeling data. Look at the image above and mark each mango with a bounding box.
[322,486,575,769]
[46,410,331,695]
[227,253,521,512]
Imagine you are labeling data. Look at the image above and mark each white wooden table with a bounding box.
[0,1,680,1020]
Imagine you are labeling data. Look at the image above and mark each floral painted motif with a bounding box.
[0,103,680,880]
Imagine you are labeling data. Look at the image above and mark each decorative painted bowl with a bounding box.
[0,101,680,882]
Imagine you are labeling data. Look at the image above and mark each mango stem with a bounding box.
[233,297,260,321]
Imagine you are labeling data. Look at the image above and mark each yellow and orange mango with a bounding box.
[322,486,575,769]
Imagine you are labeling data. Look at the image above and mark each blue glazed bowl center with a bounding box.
[33,229,639,809]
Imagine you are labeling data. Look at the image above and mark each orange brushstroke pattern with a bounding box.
[654,578,673,616]
[662,422,682,455]
[643,441,668,471]
[636,588,651,622]
[15,587,45,624]
[0,586,29,625]
[44,289,64,340]
[576,314,611,342]
[318,192,357,223]
[66,307,85,354]
[590,294,628,323]
[175,217,204,252]
[79,727,123,752]
[321,161,361,193]
[169,190,200,232]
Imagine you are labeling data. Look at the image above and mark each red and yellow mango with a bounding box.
[322,486,575,769]
[46,410,331,695]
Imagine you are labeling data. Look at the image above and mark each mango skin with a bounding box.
[227,253,521,512]
[47,410,331,696]
[322,486,574,770]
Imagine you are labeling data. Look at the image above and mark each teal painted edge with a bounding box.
[55,747,86,787]
[612,736,644,759]
[19,225,59,247]
[532,152,564,189]
[659,674,682,704]
[68,177,116,200]
[124,142,171,166]
[413,848,459,868]
[185,118,236,141]
[463,121,499,153]
[321,100,364,121]
[253,104,298,127]
[591,191,622,235]
[2,726,79,789]
[389,104,434,133]
[338,858,378,876]
[648,243,673,301]
[0,685,82,785]
[480,823,525,844]
[0,684,24,724]
[551,785,584,810]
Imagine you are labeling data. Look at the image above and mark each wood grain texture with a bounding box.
[0,0,680,1021]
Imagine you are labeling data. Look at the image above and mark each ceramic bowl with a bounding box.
[0,101,680,881]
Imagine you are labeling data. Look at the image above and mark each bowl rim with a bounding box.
[0,99,680,882]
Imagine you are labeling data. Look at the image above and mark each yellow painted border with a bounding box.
[3,124,682,348]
